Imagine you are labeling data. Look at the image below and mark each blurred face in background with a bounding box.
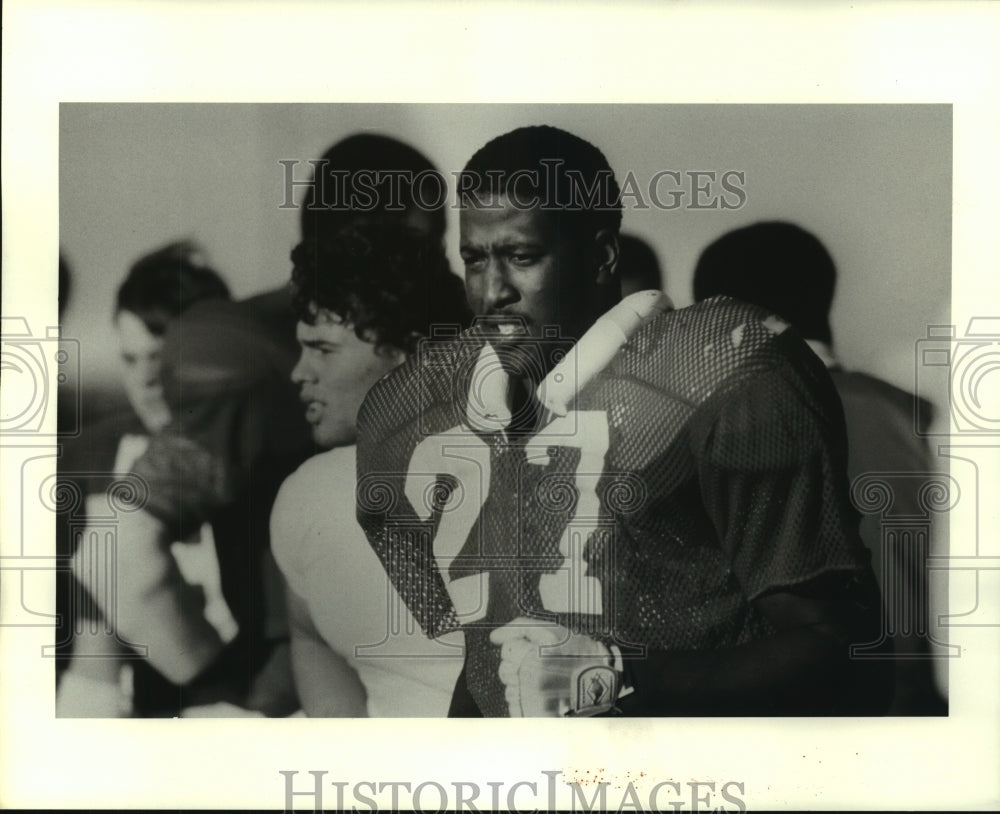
[116,310,171,433]
[291,307,404,449]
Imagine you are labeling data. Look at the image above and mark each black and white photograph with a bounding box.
[2,3,998,811]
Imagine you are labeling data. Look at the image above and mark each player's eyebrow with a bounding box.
[499,239,545,251]
[460,238,545,253]
[299,337,340,349]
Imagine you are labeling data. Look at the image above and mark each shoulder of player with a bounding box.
[280,446,356,499]
[649,295,787,346]
[357,331,482,433]
[272,447,357,543]
[614,295,798,391]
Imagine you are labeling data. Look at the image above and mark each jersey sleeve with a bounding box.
[355,343,471,640]
[691,342,871,601]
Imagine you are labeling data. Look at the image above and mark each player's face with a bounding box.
[460,195,595,376]
[291,308,404,448]
[116,310,171,433]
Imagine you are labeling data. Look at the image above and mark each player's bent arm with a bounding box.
[71,508,223,684]
[620,573,892,716]
[288,589,368,717]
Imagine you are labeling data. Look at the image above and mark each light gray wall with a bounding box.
[60,104,950,399]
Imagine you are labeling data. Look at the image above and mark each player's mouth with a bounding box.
[475,315,531,342]
[302,399,325,423]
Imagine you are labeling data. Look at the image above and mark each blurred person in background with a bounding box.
[70,233,312,716]
[58,242,235,716]
[617,233,664,297]
[693,220,947,715]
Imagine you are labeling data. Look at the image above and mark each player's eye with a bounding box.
[509,251,540,266]
[460,251,485,271]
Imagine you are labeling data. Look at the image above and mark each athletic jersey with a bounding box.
[356,295,872,716]
[272,446,462,717]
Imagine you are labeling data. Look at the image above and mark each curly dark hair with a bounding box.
[116,240,231,335]
[291,217,471,355]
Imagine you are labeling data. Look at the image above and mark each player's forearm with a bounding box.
[620,624,872,715]
[128,581,225,683]
[288,592,367,717]
[73,510,223,684]
[291,638,368,717]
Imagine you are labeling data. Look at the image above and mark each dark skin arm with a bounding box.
[617,571,893,716]
[452,575,892,718]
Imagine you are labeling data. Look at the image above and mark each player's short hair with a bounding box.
[290,218,471,355]
[116,240,231,335]
[693,221,836,344]
[300,133,447,244]
[458,125,623,240]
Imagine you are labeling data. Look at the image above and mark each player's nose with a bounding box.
[481,261,518,311]
[290,351,312,384]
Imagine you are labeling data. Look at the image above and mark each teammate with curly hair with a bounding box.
[272,217,471,716]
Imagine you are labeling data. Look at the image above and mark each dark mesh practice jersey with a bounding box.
[356,296,872,717]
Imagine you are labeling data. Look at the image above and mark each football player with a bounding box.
[272,216,471,716]
[356,125,892,717]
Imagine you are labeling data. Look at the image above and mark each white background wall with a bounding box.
[59,104,950,399]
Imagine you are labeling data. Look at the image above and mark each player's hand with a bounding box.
[490,618,616,717]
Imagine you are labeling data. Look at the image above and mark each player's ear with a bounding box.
[590,228,619,286]
[376,342,408,367]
